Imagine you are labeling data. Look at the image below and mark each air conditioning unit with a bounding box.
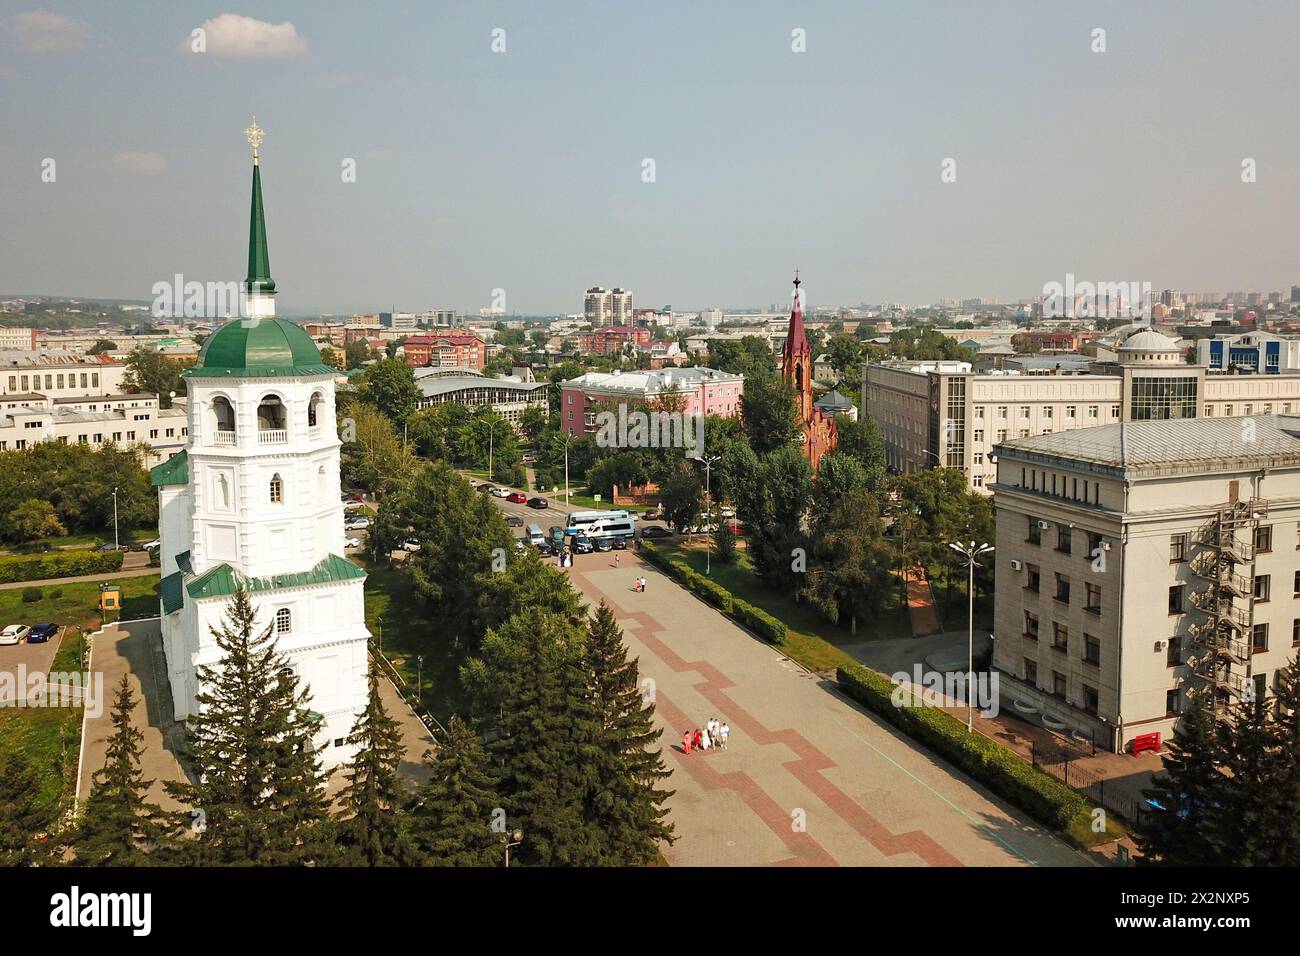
[1038,520,1050,529]
[1154,640,1165,652]
[1102,541,1112,551]
[1010,559,1023,571]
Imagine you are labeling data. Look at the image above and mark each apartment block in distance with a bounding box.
[558,367,743,437]
[991,415,1300,753]
[400,332,486,371]
[578,325,650,357]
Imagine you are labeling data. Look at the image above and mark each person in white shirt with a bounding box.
[719,722,729,749]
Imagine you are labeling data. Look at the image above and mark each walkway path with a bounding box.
[564,556,1087,867]
[898,566,943,637]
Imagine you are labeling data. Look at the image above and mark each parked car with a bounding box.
[477,483,494,494]
[27,623,58,644]
[344,537,362,549]
[719,506,736,519]
[506,491,528,503]
[490,486,511,498]
[612,536,628,550]
[400,537,421,553]
[527,497,549,509]
[344,516,371,530]
[140,538,161,551]
[594,536,614,552]
[344,492,366,503]
[93,542,126,553]
[0,625,31,646]
[505,514,523,528]
[640,525,672,539]
[724,520,745,536]
[572,535,594,554]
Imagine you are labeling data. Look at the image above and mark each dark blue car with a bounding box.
[27,623,58,644]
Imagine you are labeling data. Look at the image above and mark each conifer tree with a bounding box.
[163,587,332,865]
[338,667,411,865]
[582,601,674,864]
[1262,655,1300,864]
[462,607,604,866]
[1216,681,1281,865]
[1138,687,1231,865]
[0,749,45,866]
[75,675,164,865]
[405,717,501,866]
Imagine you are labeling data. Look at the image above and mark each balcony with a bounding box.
[213,430,236,446]
[258,429,288,445]
[308,425,321,440]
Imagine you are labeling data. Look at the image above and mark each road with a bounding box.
[479,484,1086,867]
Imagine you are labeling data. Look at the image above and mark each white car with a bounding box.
[344,517,371,530]
[400,538,421,553]
[344,537,362,549]
[719,507,735,519]
[490,486,511,498]
[0,625,31,646]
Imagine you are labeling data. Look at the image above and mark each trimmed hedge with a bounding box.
[0,549,125,585]
[836,661,1085,830]
[640,542,785,644]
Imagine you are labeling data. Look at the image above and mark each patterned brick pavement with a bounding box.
[569,559,1087,868]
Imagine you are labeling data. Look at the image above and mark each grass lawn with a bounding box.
[1065,806,1133,851]
[362,562,468,724]
[0,576,162,637]
[658,540,913,673]
[0,707,83,826]
[0,528,159,557]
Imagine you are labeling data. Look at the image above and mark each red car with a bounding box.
[725,520,745,536]
[506,491,528,503]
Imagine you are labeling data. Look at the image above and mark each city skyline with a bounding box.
[4,2,1300,314]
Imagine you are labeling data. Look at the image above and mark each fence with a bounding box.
[1032,744,1150,828]
[369,642,443,745]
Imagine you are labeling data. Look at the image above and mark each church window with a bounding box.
[275,608,291,634]
[308,391,324,427]
[270,473,284,503]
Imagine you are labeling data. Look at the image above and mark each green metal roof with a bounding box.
[176,551,193,575]
[160,571,184,615]
[245,162,275,294]
[186,553,366,601]
[185,318,334,378]
[150,450,189,486]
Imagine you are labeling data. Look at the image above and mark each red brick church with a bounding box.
[781,273,837,471]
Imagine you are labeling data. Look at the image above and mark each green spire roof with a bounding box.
[150,449,189,486]
[245,162,275,294]
[186,318,335,378]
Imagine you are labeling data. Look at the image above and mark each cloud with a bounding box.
[188,13,307,58]
[112,151,169,175]
[9,10,90,53]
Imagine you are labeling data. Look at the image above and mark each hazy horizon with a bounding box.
[3,1,1299,315]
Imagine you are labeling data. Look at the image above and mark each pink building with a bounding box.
[559,367,744,437]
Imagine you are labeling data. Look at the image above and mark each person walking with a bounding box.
[683,729,692,754]
[719,721,729,750]
[693,728,702,751]
[614,552,620,568]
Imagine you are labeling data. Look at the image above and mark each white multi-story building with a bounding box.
[153,127,368,769]
[992,416,1300,753]
[0,392,186,465]
[866,326,1300,492]
[1,353,126,398]
[584,286,634,326]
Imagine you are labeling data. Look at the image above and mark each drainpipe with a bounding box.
[1115,474,1130,754]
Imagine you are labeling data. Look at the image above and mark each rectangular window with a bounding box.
[1082,685,1099,715]
[1027,518,1042,545]
[1084,634,1101,665]
[1024,658,1038,685]
[1255,574,1271,602]
[1253,623,1269,652]
[1169,585,1184,614]
[1024,611,1039,640]
[1020,406,1030,419]
[1255,525,1273,553]
[1293,619,1300,646]
[1166,688,1180,716]
[997,428,1007,441]
[1085,582,1101,614]
[1053,671,1067,697]
[1170,534,1187,562]
[1052,622,1069,651]
[1087,530,1103,555]
[1066,405,1076,419]
[997,406,1007,419]
[1025,564,1041,592]
[1056,524,1072,554]
[1167,635,1181,667]
[1055,573,1070,604]
[1042,406,1053,419]
[1088,405,1098,419]
[973,429,984,442]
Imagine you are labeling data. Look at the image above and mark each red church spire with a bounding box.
[783,270,811,367]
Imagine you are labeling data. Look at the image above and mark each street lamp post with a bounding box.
[112,486,119,551]
[503,828,523,867]
[694,454,721,575]
[416,654,423,702]
[948,539,993,733]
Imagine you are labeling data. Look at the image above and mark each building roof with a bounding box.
[186,552,366,601]
[245,160,274,293]
[417,376,546,399]
[150,450,188,486]
[186,318,333,378]
[995,415,1300,477]
[814,389,855,412]
[563,366,742,393]
[1119,328,1181,352]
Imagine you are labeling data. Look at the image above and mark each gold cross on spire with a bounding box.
[244,117,265,165]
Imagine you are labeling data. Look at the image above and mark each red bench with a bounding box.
[1132,732,1160,756]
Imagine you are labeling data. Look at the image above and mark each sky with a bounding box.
[2,1,1299,316]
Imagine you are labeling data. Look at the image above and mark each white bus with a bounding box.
[566,509,637,541]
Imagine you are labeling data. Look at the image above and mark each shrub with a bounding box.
[681,568,733,613]
[21,586,42,603]
[836,661,1084,830]
[0,549,125,585]
[731,599,787,644]
[47,589,62,600]
[147,546,161,568]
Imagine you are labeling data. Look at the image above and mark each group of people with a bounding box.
[554,550,573,568]
[633,576,647,592]
[683,717,729,753]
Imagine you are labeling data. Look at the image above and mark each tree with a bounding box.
[123,348,186,407]
[800,489,893,635]
[342,404,411,495]
[405,717,502,866]
[460,608,604,866]
[658,458,703,532]
[0,750,45,866]
[519,405,547,444]
[319,346,345,371]
[359,358,421,424]
[337,669,412,866]
[344,339,373,370]
[740,371,800,454]
[708,336,774,376]
[74,675,165,865]
[825,334,863,382]
[87,339,117,355]
[743,444,813,592]
[582,602,674,863]
[2,498,66,544]
[833,416,886,498]
[163,588,333,865]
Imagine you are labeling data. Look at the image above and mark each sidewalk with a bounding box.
[897,566,943,637]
